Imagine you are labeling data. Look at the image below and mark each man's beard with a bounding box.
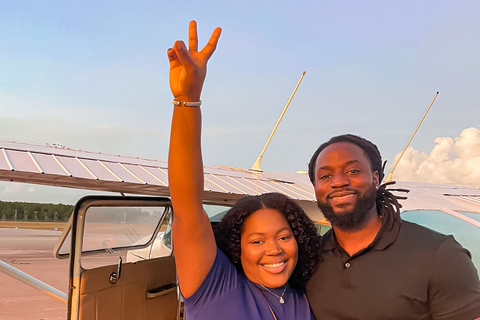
[317,183,377,229]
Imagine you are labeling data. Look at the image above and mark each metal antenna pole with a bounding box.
[384,91,439,183]
[250,71,306,172]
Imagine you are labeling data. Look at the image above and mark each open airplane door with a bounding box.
[54,196,179,320]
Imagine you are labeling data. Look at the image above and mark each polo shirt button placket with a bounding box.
[341,261,352,288]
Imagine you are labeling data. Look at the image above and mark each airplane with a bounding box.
[0,137,479,320]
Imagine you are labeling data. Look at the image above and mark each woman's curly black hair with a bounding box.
[213,192,321,292]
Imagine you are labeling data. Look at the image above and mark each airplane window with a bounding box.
[126,208,173,263]
[204,204,231,222]
[459,211,480,223]
[62,203,172,269]
[82,206,165,251]
[63,202,231,268]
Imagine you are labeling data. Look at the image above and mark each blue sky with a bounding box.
[1,1,479,203]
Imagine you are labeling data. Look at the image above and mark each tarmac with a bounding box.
[0,227,68,320]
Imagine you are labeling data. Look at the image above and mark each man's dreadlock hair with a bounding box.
[307,134,408,222]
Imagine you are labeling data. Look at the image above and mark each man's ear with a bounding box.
[373,171,380,188]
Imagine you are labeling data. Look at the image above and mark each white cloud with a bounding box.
[392,127,480,186]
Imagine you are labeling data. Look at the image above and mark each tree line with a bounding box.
[0,200,74,222]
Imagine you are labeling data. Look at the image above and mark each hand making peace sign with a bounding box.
[167,20,222,102]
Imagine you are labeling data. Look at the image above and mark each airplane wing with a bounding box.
[393,181,480,213]
[392,180,480,229]
[1,139,480,222]
[0,140,320,217]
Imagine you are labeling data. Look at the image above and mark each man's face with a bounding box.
[312,142,379,229]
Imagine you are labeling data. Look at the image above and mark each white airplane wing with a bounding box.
[0,140,319,215]
[1,139,480,222]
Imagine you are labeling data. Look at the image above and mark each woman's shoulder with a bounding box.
[184,248,245,301]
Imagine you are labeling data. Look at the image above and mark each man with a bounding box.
[306,134,480,320]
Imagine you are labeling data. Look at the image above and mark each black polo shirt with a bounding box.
[307,213,480,320]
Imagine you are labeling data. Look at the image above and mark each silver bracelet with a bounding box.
[172,100,202,107]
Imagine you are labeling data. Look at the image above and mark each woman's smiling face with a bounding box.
[240,208,298,288]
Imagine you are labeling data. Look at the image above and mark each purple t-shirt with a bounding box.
[183,249,314,320]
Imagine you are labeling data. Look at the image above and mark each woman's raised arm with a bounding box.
[167,20,221,297]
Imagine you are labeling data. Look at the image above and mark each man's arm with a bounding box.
[429,236,480,320]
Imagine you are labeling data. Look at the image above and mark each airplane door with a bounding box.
[55,196,179,320]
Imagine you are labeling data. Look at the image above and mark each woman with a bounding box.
[168,20,320,319]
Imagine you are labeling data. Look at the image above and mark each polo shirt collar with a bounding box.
[322,212,402,252]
